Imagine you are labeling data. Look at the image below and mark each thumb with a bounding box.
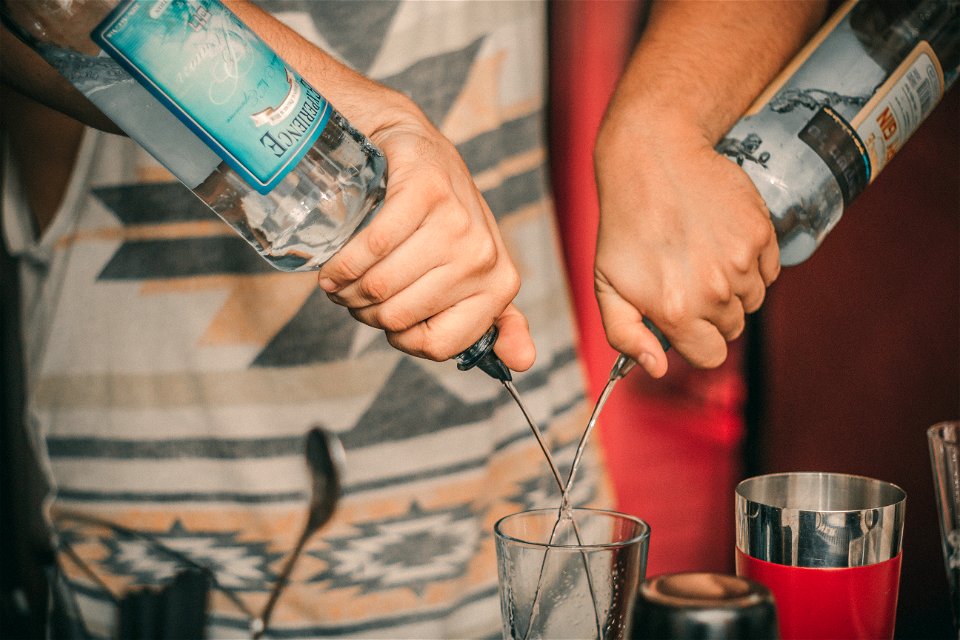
[597,289,669,378]
[493,304,536,372]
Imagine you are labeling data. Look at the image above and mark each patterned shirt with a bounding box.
[2,1,609,637]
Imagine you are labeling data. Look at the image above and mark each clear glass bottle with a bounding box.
[717,0,959,265]
[2,0,385,272]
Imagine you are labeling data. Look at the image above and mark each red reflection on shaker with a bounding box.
[735,472,906,640]
[736,550,901,639]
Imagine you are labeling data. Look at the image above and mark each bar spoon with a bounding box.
[252,426,345,638]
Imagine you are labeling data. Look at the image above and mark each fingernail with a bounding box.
[318,277,337,292]
[639,353,656,371]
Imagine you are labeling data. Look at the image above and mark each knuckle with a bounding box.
[454,210,475,238]
[364,225,394,260]
[333,254,364,283]
[419,167,454,203]
[473,234,499,272]
[358,274,391,304]
[659,293,690,329]
[751,216,774,246]
[376,305,416,333]
[440,203,472,239]
[502,264,521,299]
[705,268,733,304]
[729,243,757,274]
[491,264,521,307]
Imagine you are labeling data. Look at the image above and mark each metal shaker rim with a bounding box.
[929,420,960,443]
[736,472,905,513]
[735,472,906,567]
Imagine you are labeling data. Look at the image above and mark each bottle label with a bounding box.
[798,106,871,206]
[853,42,945,180]
[93,0,331,194]
[796,41,945,202]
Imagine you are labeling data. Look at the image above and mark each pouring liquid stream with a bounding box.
[505,355,635,639]
[502,379,607,639]
[563,354,634,503]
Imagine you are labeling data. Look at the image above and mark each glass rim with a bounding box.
[928,420,960,443]
[493,507,650,551]
[735,471,906,513]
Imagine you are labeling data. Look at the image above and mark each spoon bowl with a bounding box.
[253,426,344,638]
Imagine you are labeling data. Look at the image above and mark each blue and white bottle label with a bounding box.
[93,0,331,194]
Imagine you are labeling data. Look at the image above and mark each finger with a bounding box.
[667,316,730,369]
[736,270,768,314]
[384,295,505,362]
[710,297,747,343]
[757,222,782,287]
[317,201,425,293]
[328,226,445,308]
[596,289,669,378]
[493,304,536,372]
[347,263,477,333]
[699,266,746,342]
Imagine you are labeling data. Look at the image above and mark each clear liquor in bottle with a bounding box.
[717,0,958,265]
[2,0,385,272]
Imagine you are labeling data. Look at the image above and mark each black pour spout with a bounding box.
[455,325,512,382]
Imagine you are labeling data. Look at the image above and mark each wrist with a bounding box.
[594,99,715,191]
[599,0,828,153]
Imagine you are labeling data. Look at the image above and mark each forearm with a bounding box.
[602,0,828,147]
[1,26,119,133]
[223,1,415,137]
[1,0,410,138]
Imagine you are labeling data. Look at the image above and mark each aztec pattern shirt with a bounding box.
[2,1,609,637]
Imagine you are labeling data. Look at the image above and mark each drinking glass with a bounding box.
[735,472,906,640]
[494,508,649,640]
[928,420,960,638]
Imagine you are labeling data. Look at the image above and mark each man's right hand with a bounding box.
[229,2,536,371]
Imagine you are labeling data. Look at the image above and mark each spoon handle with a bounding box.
[253,427,343,639]
[253,531,309,638]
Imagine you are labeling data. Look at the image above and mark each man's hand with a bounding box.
[316,99,535,369]
[594,116,779,378]
[593,0,826,378]
[197,3,539,370]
